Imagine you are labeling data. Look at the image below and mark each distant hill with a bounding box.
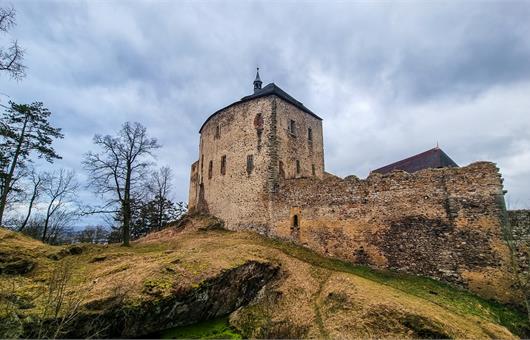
[0,215,528,338]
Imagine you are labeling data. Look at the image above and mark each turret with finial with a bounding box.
[253,67,262,93]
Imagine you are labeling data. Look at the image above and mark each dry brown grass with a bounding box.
[0,220,525,338]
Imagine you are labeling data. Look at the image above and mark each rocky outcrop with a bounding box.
[27,261,280,338]
[0,251,35,275]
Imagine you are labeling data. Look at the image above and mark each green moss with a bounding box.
[143,277,174,297]
[180,260,209,275]
[159,317,242,339]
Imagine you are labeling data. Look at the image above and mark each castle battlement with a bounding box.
[188,72,515,303]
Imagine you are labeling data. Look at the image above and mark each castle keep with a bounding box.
[189,70,516,302]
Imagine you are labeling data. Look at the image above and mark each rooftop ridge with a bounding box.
[372,147,458,174]
[199,82,321,133]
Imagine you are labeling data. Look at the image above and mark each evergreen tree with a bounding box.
[0,101,63,225]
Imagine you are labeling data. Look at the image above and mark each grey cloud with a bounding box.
[1,0,529,226]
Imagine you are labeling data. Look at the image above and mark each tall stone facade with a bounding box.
[188,77,516,302]
[188,84,324,233]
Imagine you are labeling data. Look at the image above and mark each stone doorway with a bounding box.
[290,207,301,239]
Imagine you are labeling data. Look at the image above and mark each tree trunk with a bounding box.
[19,179,39,231]
[0,115,28,225]
[42,210,51,242]
[158,200,163,230]
[122,202,131,246]
[122,165,132,246]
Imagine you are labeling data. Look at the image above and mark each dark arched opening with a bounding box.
[292,214,299,229]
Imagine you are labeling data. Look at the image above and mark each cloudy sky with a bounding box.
[1,0,530,225]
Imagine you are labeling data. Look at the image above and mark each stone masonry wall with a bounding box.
[274,98,324,181]
[268,162,515,302]
[192,97,273,233]
[188,93,516,302]
[189,95,325,233]
[507,210,530,280]
[508,210,530,243]
[188,161,199,211]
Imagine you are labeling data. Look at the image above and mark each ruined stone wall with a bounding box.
[507,210,530,279]
[508,210,530,243]
[188,161,199,211]
[268,162,515,302]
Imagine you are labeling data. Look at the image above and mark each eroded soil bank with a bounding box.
[1,215,528,338]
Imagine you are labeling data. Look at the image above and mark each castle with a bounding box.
[189,70,516,302]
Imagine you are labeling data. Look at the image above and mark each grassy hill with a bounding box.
[1,214,528,338]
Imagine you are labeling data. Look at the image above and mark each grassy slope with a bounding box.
[0,216,528,338]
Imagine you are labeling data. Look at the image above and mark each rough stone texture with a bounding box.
[508,210,530,244]
[32,261,280,339]
[507,209,530,278]
[188,94,324,232]
[268,162,514,302]
[188,92,516,302]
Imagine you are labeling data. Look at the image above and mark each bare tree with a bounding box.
[40,169,79,242]
[0,6,25,79]
[148,166,175,230]
[148,167,172,200]
[77,225,109,244]
[18,168,43,231]
[83,122,160,246]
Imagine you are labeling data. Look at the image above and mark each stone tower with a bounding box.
[188,71,324,231]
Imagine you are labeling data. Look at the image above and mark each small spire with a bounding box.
[435,141,439,149]
[253,67,262,93]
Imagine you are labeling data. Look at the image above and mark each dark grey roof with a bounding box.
[371,147,459,174]
[199,83,322,133]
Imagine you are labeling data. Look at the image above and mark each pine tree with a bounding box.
[0,101,63,225]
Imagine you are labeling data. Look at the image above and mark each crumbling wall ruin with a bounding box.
[268,162,515,302]
[507,209,530,283]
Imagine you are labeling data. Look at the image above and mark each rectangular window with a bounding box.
[312,164,316,176]
[215,125,221,139]
[200,155,204,183]
[279,161,285,178]
[296,160,301,174]
[289,119,296,135]
[221,155,226,175]
[308,127,313,141]
[246,154,254,175]
[208,160,213,179]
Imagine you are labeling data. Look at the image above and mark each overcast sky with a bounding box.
[1,1,530,226]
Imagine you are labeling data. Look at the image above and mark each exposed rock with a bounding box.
[31,261,280,338]
[0,252,35,275]
[48,245,84,260]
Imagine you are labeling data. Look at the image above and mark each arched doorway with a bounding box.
[292,214,299,229]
